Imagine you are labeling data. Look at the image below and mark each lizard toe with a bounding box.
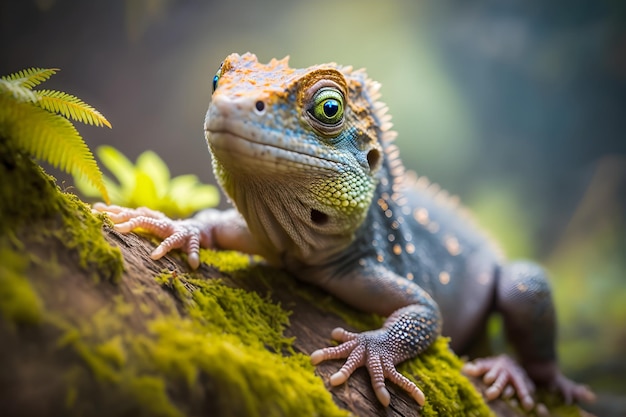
[329,344,366,386]
[464,355,535,410]
[331,327,358,342]
[383,360,425,406]
[551,372,596,405]
[94,202,207,269]
[310,338,358,365]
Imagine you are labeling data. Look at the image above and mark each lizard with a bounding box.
[94,52,595,412]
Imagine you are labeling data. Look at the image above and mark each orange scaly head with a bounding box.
[204,53,396,265]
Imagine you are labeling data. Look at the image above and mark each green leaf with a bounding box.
[97,145,136,193]
[36,89,112,128]
[0,95,109,203]
[136,150,170,198]
[72,144,220,217]
[1,67,58,89]
[179,184,220,214]
[168,175,199,200]
[132,170,159,208]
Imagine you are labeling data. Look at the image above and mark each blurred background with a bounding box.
[1,0,625,415]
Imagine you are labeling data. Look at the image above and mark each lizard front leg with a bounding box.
[309,263,442,407]
[93,204,259,269]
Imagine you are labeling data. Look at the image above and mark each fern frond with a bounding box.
[1,67,58,89]
[35,90,112,128]
[0,79,38,102]
[0,95,110,203]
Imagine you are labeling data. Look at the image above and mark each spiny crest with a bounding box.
[403,171,505,259]
[335,64,395,142]
[361,74,395,142]
[349,70,402,178]
[405,172,463,211]
[216,53,301,100]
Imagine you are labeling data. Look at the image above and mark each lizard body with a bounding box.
[96,53,594,411]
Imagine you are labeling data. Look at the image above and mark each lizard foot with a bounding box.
[463,354,537,411]
[549,372,596,404]
[310,327,425,407]
[93,203,211,269]
[523,361,597,405]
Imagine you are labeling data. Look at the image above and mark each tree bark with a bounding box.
[0,221,556,417]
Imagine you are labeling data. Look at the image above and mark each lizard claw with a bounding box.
[463,355,536,411]
[93,203,210,269]
[311,326,425,407]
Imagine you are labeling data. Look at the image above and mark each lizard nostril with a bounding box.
[255,100,265,114]
[310,209,329,225]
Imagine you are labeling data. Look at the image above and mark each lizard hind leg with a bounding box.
[463,261,595,410]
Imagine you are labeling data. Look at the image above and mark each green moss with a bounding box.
[198,247,257,273]
[0,139,123,286]
[145,271,346,417]
[0,247,43,325]
[124,376,184,417]
[45,268,347,417]
[0,140,61,235]
[57,193,124,283]
[400,338,492,416]
[94,335,127,368]
[139,317,345,417]
[235,259,385,330]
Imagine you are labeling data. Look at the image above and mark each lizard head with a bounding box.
[204,52,395,264]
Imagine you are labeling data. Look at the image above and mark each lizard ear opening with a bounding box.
[367,148,382,172]
[310,209,329,225]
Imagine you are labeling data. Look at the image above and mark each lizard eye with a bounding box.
[212,74,219,93]
[309,87,344,126]
[212,62,224,93]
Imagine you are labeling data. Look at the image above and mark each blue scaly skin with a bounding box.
[94,53,594,411]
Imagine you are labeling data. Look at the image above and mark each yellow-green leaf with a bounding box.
[72,145,220,217]
[97,145,136,192]
[36,89,112,128]
[137,150,170,197]
[0,95,110,203]
[1,67,58,89]
[177,184,220,215]
[132,170,159,208]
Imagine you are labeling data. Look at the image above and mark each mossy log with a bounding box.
[0,143,585,417]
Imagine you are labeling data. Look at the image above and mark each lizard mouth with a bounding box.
[204,115,344,176]
[206,129,334,174]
